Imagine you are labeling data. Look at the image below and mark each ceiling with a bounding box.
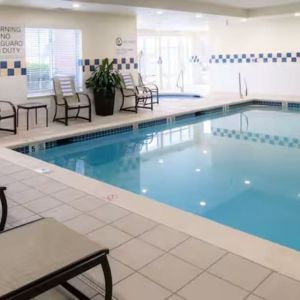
[1,0,300,30]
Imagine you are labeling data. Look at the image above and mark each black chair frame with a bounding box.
[53,92,92,126]
[0,101,17,134]
[0,187,7,232]
[120,86,154,113]
[0,220,113,300]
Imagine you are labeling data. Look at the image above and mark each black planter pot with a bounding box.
[94,90,115,116]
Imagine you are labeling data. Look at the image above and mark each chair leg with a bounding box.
[14,112,17,134]
[88,105,92,122]
[0,189,8,232]
[120,96,125,112]
[135,96,138,113]
[101,255,113,300]
[65,107,68,126]
[53,105,58,122]
[75,107,80,119]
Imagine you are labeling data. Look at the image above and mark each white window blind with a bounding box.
[26,28,82,95]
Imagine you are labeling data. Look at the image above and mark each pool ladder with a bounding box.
[239,72,248,99]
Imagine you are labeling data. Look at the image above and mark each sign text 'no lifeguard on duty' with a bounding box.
[0,25,25,58]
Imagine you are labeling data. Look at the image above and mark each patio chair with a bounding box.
[120,73,153,113]
[0,187,7,232]
[53,76,92,126]
[0,100,17,134]
[0,218,113,300]
[138,73,159,104]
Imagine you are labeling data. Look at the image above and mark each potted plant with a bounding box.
[86,58,121,116]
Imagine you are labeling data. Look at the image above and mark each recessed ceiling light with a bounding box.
[200,201,207,207]
[158,159,164,164]
[202,150,208,154]
[196,14,203,19]
[240,18,248,22]
[72,2,81,9]
[157,11,164,15]
[141,188,148,194]
[295,12,300,17]
[244,180,251,185]
[195,168,201,172]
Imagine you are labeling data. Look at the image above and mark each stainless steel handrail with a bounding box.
[239,72,248,98]
[176,70,184,92]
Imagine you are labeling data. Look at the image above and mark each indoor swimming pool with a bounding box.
[28,105,300,251]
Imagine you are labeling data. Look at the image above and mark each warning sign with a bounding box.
[0,25,25,58]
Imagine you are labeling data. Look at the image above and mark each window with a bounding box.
[26,28,82,95]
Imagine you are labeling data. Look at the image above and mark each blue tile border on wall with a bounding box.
[0,59,26,77]
[81,58,138,72]
[209,52,300,64]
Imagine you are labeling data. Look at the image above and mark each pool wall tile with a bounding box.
[288,102,300,110]
[252,100,283,107]
[195,107,223,116]
[138,118,167,129]
[175,113,196,121]
[13,100,300,154]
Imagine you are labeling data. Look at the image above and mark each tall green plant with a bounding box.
[85,58,121,93]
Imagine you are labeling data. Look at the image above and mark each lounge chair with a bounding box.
[0,218,112,299]
[138,73,159,104]
[0,101,17,134]
[53,76,92,126]
[120,73,154,113]
[0,187,7,232]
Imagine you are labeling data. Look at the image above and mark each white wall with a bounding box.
[208,17,300,97]
[0,6,137,111]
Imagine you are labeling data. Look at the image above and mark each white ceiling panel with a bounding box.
[191,0,300,9]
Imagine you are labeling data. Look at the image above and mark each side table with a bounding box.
[17,102,48,130]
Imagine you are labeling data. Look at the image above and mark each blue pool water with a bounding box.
[30,106,300,251]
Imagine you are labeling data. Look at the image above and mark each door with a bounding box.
[138,32,206,94]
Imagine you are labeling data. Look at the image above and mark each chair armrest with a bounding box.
[62,96,70,107]
[0,101,16,114]
[77,92,92,105]
[140,83,159,90]
[121,87,136,97]
[138,86,153,96]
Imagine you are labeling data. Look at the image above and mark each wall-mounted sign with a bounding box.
[0,25,25,58]
[115,35,136,58]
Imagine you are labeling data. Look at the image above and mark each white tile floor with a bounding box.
[1,159,300,299]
